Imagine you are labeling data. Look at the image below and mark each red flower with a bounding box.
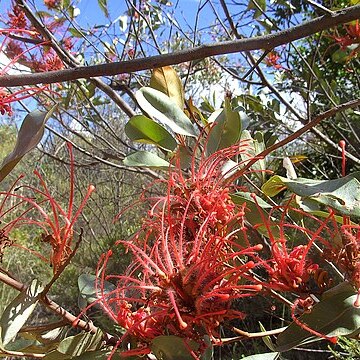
[251,197,334,293]
[0,88,13,116]
[333,20,360,49]
[44,0,60,9]
[265,51,283,69]
[7,4,28,30]
[1,143,94,273]
[95,140,263,357]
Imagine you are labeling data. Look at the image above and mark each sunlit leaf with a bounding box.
[0,279,43,347]
[150,66,185,110]
[135,87,196,137]
[125,115,177,151]
[240,130,266,183]
[123,151,171,168]
[261,172,360,217]
[57,329,103,356]
[276,282,360,352]
[0,106,56,183]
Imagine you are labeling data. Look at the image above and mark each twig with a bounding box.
[0,270,100,336]
[233,98,360,179]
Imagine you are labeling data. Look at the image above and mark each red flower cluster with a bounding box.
[44,0,60,10]
[265,51,283,69]
[8,4,28,30]
[96,141,264,358]
[0,144,95,273]
[0,88,13,116]
[252,201,334,293]
[333,20,360,49]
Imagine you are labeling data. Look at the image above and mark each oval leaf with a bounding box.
[78,274,115,304]
[0,106,56,183]
[206,98,242,154]
[57,329,103,356]
[262,172,360,217]
[1,279,43,347]
[125,115,177,151]
[276,283,360,352]
[123,151,170,168]
[135,87,196,137]
[241,353,279,360]
[151,335,199,360]
[150,66,185,110]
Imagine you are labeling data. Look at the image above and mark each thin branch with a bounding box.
[1,5,360,87]
[0,270,100,336]
[234,98,360,179]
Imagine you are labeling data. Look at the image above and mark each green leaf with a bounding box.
[57,330,103,357]
[232,192,280,238]
[78,274,115,304]
[240,130,266,183]
[0,279,43,347]
[262,172,360,217]
[68,28,83,38]
[247,0,266,18]
[97,0,108,17]
[259,323,276,352]
[276,283,360,352]
[150,66,185,110]
[125,115,177,151]
[331,48,349,63]
[206,98,242,154]
[261,175,287,197]
[43,350,71,360]
[0,106,56,183]
[135,87,196,137]
[232,192,272,209]
[73,349,121,359]
[151,335,199,360]
[241,353,279,360]
[123,151,171,168]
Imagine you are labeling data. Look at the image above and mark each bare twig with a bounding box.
[233,98,360,179]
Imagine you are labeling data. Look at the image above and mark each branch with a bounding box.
[233,98,360,179]
[0,270,99,334]
[1,5,360,87]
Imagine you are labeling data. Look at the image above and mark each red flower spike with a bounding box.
[0,144,94,273]
[95,138,264,358]
[251,194,334,293]
[7,4,28,31]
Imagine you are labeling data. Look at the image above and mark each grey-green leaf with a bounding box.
[276,283,360,352]
[0,106,56,183]
[57,329,103,356]
[151,335,199,360]
[206,98,242,154]
[1,279,43,347]
[135,87,196,137]
[125,115,177,151]
[123,151,171,168]
[262,172,360,217]
[241,353,279,360]
[78,274,115,304]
